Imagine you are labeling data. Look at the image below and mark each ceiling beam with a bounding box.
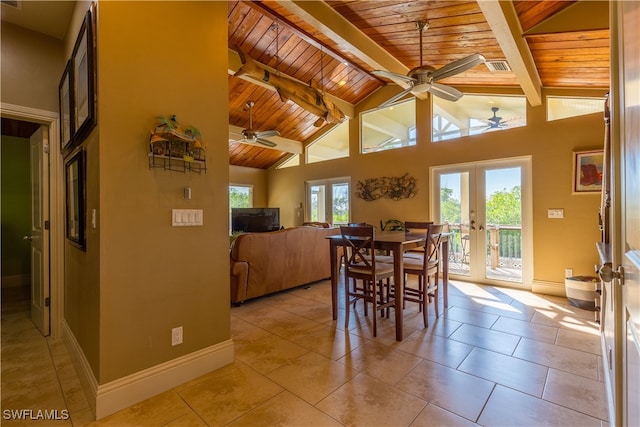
[273,0,428,98]
[478,0,542,106]
[228,49,354,120]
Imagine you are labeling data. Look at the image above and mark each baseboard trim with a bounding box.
[531,280,566,297]
[62,320,98,417]
[62,322,234,420]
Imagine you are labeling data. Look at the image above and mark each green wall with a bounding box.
[1,135,31,281]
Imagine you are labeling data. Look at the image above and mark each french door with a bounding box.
[431,157,532,287]
[306,178,350,226]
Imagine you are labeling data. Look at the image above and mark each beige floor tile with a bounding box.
[443,306,499,329]
[543,368,609,421]
[449,323,520,355]
[410,403,480,426]
[228,390,342,426]
[395,330,473,368]
[338,340,422,385]
[316,373,427,426]
[234,333,310,374]
[556,327,602,355]
[176,362,282,426]
[87,391,191,426]
[396,359,494,421]
[230,316,279,347]
[513,337,600,380]
[478,385,602,426]
[291,324,365,360]
[163,411,207,427]
[266,352,358,405]
[531,309,599,334]
[491,316,558,344]
[458,347,548,397]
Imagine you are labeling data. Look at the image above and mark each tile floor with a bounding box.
[1,278,609,426]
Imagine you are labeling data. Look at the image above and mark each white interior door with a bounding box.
[431,157,532,287]
[619,2,640,424]
[28,126,50,336]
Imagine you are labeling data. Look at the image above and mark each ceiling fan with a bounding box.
[485,107,507,130]
[232,101,279,147]
[372,21,486,107]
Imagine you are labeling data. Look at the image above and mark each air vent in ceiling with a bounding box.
[486,60,511,72]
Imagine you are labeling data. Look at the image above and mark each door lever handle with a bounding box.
[23,235,33,241]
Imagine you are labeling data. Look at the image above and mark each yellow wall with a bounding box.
[0,22,65,112]
[230,165,268,207]
[268,88,606,286]
[62,1,231,384]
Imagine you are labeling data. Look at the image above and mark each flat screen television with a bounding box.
[231,208,280,233]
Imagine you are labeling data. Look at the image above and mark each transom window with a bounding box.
[432,94,527,142]
[546,96,605,121]
[361,98,416,153]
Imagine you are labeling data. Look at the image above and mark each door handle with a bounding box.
[23,235,33,241]
[596,263,625,284]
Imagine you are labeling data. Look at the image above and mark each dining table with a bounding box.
[327,230,450,341]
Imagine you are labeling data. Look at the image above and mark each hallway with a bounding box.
[2,279,608,426]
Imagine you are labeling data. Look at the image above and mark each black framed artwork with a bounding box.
[71,6,96,145]
[58,59,75,154]
[65,148,86,250]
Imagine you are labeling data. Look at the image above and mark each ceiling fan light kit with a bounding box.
[372,20,486,107]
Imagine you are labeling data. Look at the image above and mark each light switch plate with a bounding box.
[548,208,564,219]
[172,209,203,226]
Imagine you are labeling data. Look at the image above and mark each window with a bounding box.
[307,178,350,225]
[277,154,300,169]
[547,96,605,121]
[229,185,252,232]
[432,94,527,141]
[306,120,350,164]
[361,98,416,153]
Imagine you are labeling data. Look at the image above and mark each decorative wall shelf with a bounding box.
[148,116,206,173]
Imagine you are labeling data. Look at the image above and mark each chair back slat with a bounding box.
[340,225,375,270]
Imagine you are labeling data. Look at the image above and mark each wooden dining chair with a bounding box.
[340,225,395,337]
[402,223,444,328]
[403,221,433,260]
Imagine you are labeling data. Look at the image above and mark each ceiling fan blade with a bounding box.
[256,137,277,148]
[427,82,463,102]
[380,87,413,108]
[256,130,279,138]
[411,83,431,94]
[372,70,415,84]
[430,53,486,81]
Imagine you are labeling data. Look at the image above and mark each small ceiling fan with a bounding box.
[485,107,507,130]
[372,21,486,107]
[232,101,279,147]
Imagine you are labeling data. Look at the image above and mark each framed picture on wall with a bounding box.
[71,6,96,145]
[573,150,604,193]
[65,148,86,250]
[58,60,74,154]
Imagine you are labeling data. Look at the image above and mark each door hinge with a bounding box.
[44,220,50,230]
[44,144,50,154]
[45,297,50,307]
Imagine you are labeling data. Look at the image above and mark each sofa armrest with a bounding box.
[230,259,249,303]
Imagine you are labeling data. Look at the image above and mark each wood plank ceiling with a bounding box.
[232,0,607,170]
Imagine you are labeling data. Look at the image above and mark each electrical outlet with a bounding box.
[565,268,573,278]
[171,326,183,346]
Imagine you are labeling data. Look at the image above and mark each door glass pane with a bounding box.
[439,172,470,276]
[485,167,522,282]
[332,183,349,225]
[310,185,326,222]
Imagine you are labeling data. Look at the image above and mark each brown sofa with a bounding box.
[230,226,340,304]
